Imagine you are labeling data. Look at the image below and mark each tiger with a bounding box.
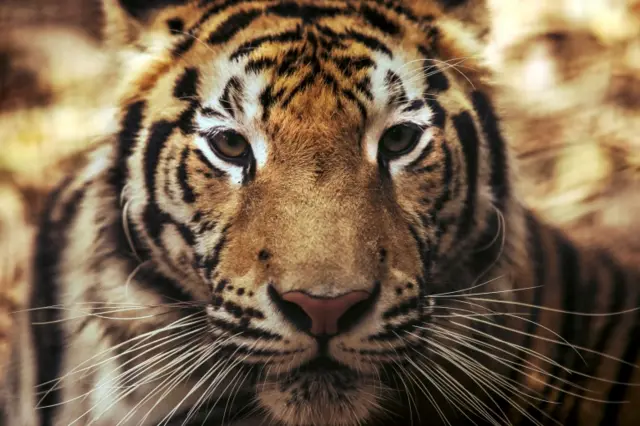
[3,0,640,425]
[484,0,640,253]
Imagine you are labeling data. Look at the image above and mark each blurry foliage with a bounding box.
[485,0,640,256]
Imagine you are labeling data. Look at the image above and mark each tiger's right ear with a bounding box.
[102,0,191,48]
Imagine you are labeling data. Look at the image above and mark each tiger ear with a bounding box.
[102,0,190,47]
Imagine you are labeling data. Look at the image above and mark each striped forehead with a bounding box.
[175,1,450,180]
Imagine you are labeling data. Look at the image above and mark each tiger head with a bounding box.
[107,0,517,424]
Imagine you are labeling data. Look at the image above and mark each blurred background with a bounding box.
[0,0,638,375]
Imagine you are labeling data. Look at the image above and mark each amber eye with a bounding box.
[207,130,250,162]
[379,123,423,157]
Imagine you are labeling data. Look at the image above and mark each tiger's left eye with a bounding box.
[379,123,423,157]
[207,130,250,161]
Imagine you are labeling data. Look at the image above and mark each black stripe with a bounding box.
[425,98,446,128]
[220,76,243,118]
[207,317,281,342]
[330,55,376,77]
[402,99,425,113]
[369,0,419,22]
[552,259,599,417]
[202,226,230,280]
[229,28,303,61]
[280,72,315,108]
[173,67,200,100]
[136,266,198,304]
[360,4,401,35]
[433,142,453,213]
[108,100,146,202]
[342,88,368,122]
[471,91,509,212]
[345,29,393,57]
[419,46,450,93]
[144,121,175,201]
[532,231,580,421]
[385,70,408,105]
[598,265,638,425]
[143,120,176,243]
[382,297,419,320]
[200,107,226,119]
[266,2,346,20]
[177,102,198,135]
[452,111,479,240]
[355,76,373,100]
[242,155,257,185]
[245,57,278,73]
[193,148,227,178]
[506,212,545,385]
[207,9,262,45]
[177,147,196,203]
[31,179,87,426]
[407,224,431,283]
[406,139,434,171]
[259,85,278,122]
[434,0,469,9]
[566,254,626,423]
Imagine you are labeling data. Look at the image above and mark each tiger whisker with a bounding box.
[74,338,209,426]
[451,314,639,368]
[159,335,245,425]
[427,326,596,398]
[121,345,218,426]
[438,298,587,365]
[409,339,514,426]
[35,314,206,394]
[135,343,225,426]
[425,342,550,426]
[467,296,640,317]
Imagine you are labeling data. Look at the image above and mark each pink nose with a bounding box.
[281,291,372,336]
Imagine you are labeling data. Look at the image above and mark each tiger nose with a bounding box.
[271,288,374,336]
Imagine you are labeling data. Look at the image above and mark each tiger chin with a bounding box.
[4,1,640,426]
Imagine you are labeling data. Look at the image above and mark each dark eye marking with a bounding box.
[384,70,407,105]
[402,99,425,113]
[193,149,226,178]
[201,107,226,119]
[219,76,245,118]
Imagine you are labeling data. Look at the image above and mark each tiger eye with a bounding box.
[207,130,250,160]
[379,123,423,157]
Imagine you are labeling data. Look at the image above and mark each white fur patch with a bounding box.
[364,52,434,169]
[195,56,270,182]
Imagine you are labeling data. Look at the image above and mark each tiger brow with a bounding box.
[200,107,227,119]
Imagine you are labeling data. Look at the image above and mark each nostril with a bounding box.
[267,285,312,331]
[336,299,371,334]
[336,281,380,334]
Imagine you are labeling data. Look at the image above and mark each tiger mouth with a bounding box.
[265,356,358,381]
[295,355,354,375]
[262,356,365,391]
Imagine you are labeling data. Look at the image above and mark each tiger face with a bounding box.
[113,1,509,424]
